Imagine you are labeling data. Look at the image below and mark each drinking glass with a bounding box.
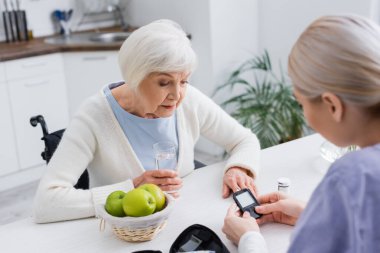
[153,141,177,170]
[320,140,358,163]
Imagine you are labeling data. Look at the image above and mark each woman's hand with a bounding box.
[133,169,183,197]
[222,167,257,198]
[222,203,260,245]
[255,192,306,226]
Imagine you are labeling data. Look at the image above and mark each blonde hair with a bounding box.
[288,14,380,109]
[118,19,197,89]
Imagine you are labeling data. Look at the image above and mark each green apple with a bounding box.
[138,184,166,212]
[105,190,127,217]
[122,189,156,217]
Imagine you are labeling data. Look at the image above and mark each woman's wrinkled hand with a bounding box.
[255,192,306,226]
[133,169,182,197]
[222,203,260,245]
[222,167,257,198]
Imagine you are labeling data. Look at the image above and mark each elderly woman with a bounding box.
[33,20,260,223]
[223,14,380,252]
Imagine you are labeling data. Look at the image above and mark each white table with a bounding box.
[0,134,330,253]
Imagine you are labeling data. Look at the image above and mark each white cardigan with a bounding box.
[33,85,260,223]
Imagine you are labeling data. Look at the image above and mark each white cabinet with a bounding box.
[1,51,119,176]
[0,63,19,176]
[5,54,69,170]
[63,51,122,115]
[0,62,6,82]
[5,54,63,81]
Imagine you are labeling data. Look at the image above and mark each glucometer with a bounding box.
[232,188,262,219]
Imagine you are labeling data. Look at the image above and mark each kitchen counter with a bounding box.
[0,27,131,62]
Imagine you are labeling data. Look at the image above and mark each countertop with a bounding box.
[0,27,129,62]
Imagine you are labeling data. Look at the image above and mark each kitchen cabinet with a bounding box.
[63,51,123,116]
[5,54,69,170]
[0,62,6,82]
[0,51,120,177]
[0,63,19,176]
[5,54,63,81]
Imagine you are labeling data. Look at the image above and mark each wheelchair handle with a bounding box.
[30,115,49,136]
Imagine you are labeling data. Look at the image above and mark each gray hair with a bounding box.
[288,14,380,109]
[118,19,197,88]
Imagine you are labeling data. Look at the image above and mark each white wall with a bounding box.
[209,0,258,96]
[0,0,119,40]
[22,0,71,37]
[257,0,380,75]
[0,0,71,40]
[201,0,258,155]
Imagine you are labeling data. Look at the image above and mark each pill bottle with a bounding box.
[277,177,291,193]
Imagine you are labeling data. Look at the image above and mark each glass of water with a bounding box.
[153,141,177,170]
[320,140,358,163]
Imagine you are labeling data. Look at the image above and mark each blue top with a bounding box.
[288,143,380,253]
[104,83,178,170]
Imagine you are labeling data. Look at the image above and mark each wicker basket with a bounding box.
[97,193,174,242]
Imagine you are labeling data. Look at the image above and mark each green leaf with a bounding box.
[215,50,307,148]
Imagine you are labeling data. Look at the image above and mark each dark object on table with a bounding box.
[170,224,230,253]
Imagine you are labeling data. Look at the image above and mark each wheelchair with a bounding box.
[30,115,206,190]
[30,115,89,190]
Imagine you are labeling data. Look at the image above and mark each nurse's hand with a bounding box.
[255,192,305,226]
[222,203,260,245]
[133,169,182,197]
[222,167,257,198]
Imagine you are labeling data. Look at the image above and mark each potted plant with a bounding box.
[214,50,306,149]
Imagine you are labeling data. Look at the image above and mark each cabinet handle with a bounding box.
[82,56,108,61]
[24,80,50,88]
[21,62,47,68]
